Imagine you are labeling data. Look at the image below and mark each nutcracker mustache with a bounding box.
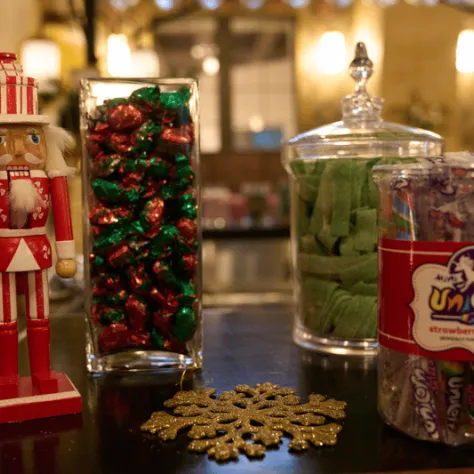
[24,153,42,164]
[0,154,12,165]
[0,153,41,165]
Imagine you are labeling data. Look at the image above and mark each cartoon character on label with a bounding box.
[429,250,474,325]
[0,53,77,403]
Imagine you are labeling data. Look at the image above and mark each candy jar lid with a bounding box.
[283,42,443,165]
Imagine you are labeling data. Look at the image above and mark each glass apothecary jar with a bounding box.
[282,43,443,356]
[80,78,202,373]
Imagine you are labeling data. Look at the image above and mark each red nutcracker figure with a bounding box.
[0,53,81,423]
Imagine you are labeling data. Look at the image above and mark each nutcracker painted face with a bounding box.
[0,124,47,171]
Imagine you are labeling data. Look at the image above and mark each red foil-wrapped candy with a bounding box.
[176,217,197,241]
[125,295,149,330]
[91,303,103,324]
[87,132,109,156]
[90,203,133,225]
[108,244,134,268]
[109,132,133,153]
[122,171,144,187]
[163,338,187,354]
[92,153,122,177]
[152,261,174,284]
[128,264,152,294]
[108,104,143,130]
[99,323,129,353]
[93,121,111,134]
[181,253,197,275]
[141,177,166,199]
[102,274,123,290]
[153,312,172,335]
[127,330,152,348]
[161,125,193,144]
[144,226,162,239]
[140,197,165,231]
[150,287,179,317]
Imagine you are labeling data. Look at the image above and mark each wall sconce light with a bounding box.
[154,0,177,10]
[198,0,222,10]
[107,34,131,77]
[21,37,61,93]
[130,49,160,77]
[284,0,311,7]
[456,30,474,73]
[316,32,347,75]
[240,0,266,8]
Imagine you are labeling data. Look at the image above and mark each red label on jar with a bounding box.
[379,238,474,361]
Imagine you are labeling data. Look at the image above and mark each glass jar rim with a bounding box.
[372,158,474,177]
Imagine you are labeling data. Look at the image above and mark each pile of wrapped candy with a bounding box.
[374,154,474,445]
[84,85,199,355]
[290,157,416,341]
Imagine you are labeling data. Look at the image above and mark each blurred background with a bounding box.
[6,0,474,305]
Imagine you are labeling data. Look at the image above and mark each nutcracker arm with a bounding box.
[50,176,75,260]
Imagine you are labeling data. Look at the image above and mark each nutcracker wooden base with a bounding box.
[0,372,81,424]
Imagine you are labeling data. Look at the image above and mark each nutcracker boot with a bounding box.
[0,322,19,400]
[27,319,58,395]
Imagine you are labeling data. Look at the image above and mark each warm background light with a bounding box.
[203,56,220,76]
[198,0,221,9]
[154,0,176,10]
[456,30,474,73]
[316,31,347,75]
[130,49,160,77]
[21,38,61,84]
[107,34,131,77]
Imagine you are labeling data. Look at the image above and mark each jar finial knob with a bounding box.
[341,41,382,125]
[349,42,373,91]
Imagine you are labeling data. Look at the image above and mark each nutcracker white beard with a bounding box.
[9,178,42,228]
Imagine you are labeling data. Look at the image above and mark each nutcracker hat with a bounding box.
[0,52,49,125]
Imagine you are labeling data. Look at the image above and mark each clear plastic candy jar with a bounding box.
[80,79,201,373]
[374,157,474,445]
[282,43,443,356]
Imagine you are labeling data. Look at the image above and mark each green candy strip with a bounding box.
[352,208,377,253]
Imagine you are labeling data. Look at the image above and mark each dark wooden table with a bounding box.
[1,304,474,474]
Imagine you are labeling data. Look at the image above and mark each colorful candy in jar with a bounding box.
[374,155,474,445]
[84,85,199,357]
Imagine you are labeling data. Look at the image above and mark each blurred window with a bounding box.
[230,18,296,151]
[154,15,295,153]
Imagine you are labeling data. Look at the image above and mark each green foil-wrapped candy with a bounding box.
[99,307,126,326]
[178,193,197,219]
[131,120,161,153]
[92,178,142,203]
[174,307,196,342]
[130,86,161,112]
[160,87,191,110]
[145,156,171,178]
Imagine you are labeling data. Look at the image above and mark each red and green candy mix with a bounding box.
[85,85,198,355]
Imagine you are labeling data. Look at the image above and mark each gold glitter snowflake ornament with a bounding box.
[141,382,347,462]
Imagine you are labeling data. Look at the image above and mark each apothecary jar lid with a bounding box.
[283,42,443,167]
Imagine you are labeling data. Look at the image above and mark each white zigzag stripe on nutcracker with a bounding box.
[6,239,39,272]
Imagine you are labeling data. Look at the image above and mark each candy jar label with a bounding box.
[379,238,474,361]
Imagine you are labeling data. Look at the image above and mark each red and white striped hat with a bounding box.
[0,52,49,124]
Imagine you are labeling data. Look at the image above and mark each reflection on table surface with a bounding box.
[2,304,474,474]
